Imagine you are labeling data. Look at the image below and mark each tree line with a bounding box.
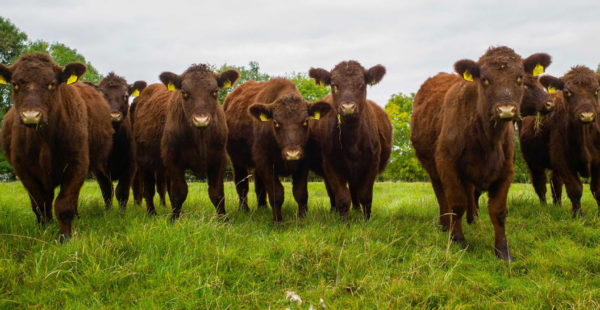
[1,16,598,182]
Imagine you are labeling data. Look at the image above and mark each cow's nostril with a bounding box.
[496,105,516,119]
[579,112,595,123]
[544,101,554,111]
[284,149,302,160]
[192,114,211,128]
[21,110,42,125]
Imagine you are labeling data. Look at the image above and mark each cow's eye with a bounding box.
[12,83,19,91]
[273,121,280,129]
[565,89,572,97]
[517,76,523,85]
[523,84,529,89]
[594,89,599,97]
[481,78,490,86]
[303,119,309,127]
[182,91,190,100]
[47,82,55,90]
[123,93,129,101]
[331,84,338,93]
[212,90,218,98]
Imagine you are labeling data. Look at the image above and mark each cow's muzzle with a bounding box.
[20,110,42,125]
[192,114,211,128]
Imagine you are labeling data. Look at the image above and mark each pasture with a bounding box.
[1,181,599,309]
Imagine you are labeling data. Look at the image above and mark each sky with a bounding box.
[2,0,599,105]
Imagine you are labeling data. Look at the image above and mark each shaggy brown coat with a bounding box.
[308,61,393,220]
[520,66,600,216]
[224,78,330,221]
[133,64,239,218]
[411,46,548,261]
[0,53,113,239]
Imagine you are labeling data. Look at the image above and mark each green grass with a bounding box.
[1,181,600,309]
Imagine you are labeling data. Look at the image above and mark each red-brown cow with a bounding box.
[411,46,548,260]
[133,64,238,219]
[224,78,330,221]
[520,66,600,216]
[0,53,113,240]
[85,72,146,210]
[308,61,393,220]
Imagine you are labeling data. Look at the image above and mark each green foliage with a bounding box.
[25,40,102,84]
[286,72,330,101]
[597,63,600,74]
[216,61,270,104]
[380,92,427,181]
[1,181,600,308]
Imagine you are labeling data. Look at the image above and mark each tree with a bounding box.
[381,92,427,181]
[0,17,28,112]
[286,72,330,102]
[216,61,269,104]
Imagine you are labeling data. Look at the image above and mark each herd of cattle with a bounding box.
[0,46,598,261]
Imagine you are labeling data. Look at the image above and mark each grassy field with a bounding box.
[1,181,599,309]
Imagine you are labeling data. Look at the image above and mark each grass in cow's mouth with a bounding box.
[0,181,599,308]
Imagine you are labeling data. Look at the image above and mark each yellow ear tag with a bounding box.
[223,80,231,89]
[131,89,140,97]
[0,76,6,85]
[533,64,544,77]
[167,82,176,91]
[313,111,320,120]
[463,70,473,82]
[547,86,557,94]
[259,113,269,122]
[368,79,376,86]
[66,75,78,85]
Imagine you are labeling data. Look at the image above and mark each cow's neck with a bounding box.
[567,120,598,164]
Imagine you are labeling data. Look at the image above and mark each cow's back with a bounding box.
[410,73,461,176]
[73,83,113,172]
[1,108,16,166]
[133,83,171,170]
[368,100,392,172]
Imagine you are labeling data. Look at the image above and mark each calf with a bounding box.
[133,64,239,219]
[411,46,548,261]
[520,66,600,216]
[0,53,113,239]
[308,61,393,220]
[224,78,330,221]
[85,73,146,209]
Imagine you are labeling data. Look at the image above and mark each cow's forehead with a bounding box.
[11,60,56,82]
[563,66,599,90]
[272,96,308,120]
[182,73,217,90]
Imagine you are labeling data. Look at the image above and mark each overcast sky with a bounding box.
[3,0,599,105]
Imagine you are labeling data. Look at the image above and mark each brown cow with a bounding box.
[411,46,548,261]
[224,78,331,221]
[0,53,113,240]
[520,66,600,217]
[84,73,146,210]
[133,64,239,219]
[308,61,393,220]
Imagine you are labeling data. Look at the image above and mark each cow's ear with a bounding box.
[0,64,11,85]
[365,64,386,86]
[539,75,564,93]
[248,103,273,122]
[159,72,181,91]
[308,100,332,120]
[129,80,147,97]
[58,62,86,85]
[523,53,552,77]
[308,67,331,87]
[454,59,480,82]
[217,69,240,89]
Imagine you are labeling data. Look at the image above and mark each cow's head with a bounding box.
[160,64,238,129]
[249,91,330,161]
[454,46,544,122]
[520,53,555,116]
[0,53,86,127]
[95,72,146,123]
[540,66,600,125]
[309,61,385,121]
